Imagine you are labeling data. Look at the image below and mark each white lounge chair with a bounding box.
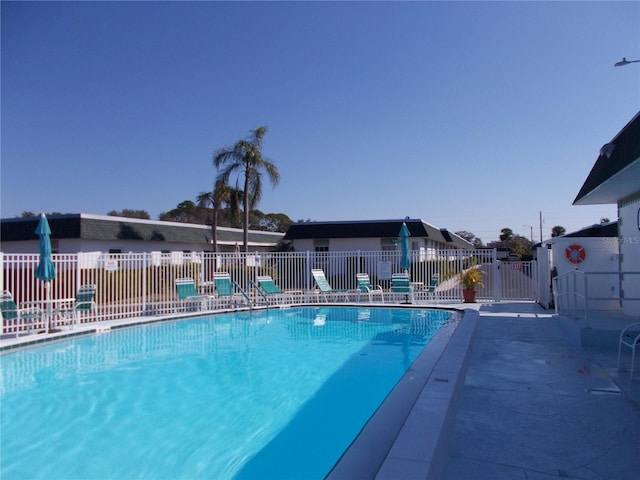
[618,322,640,380]
[355,273,384,303]
[311,269,352,302]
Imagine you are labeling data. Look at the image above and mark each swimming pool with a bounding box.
[0,306,455,479]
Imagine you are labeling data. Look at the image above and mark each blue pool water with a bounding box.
[0,306,453,479]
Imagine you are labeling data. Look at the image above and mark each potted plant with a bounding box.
[459,266,486,303]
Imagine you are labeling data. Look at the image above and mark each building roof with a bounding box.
[283,219,473,249]
[1,213,283,247]
[539,221,618,248]
[574,111,640,205]
[562,221,618,238]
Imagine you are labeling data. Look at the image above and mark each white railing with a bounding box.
[1,249,495,334]
[553,270,640,320]
[553,270,587,318]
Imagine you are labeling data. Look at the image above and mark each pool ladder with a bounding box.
[246,280,270,309]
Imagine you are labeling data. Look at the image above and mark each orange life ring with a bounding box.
[565,244,586,264]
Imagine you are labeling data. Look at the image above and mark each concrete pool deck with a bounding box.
[441,302,640,480]
[2,302,639,480]
[330,301,640,480]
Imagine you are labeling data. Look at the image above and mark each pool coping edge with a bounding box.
[325,308,479,480]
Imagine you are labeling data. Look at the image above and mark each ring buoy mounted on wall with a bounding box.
[565,244,586,264]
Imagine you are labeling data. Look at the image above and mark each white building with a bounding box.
[541,222,620,310]
[0,213,284,254]
[283,218,473,256]
[572,112,640,316]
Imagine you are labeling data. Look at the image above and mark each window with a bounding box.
[313,240,329,270]
[313,239,329,252]
[380,238,396,252]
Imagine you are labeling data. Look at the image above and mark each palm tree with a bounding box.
[499,228,514,247]
[213,126,280,252]
[197,180,242,252]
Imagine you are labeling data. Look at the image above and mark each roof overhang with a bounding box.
[573,111,640,206]
[573,158,640,205]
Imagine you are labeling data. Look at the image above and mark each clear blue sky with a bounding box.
[2,1,638,244]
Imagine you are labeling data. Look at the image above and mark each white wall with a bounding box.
[536,246,552,308]
[292,237,436,252]
[619,198,640,316]
[0,238,276,254]
[293,239,315,252]
[0,240,40,253]
[292,238,385,251]
[0,239,205,254]
[550,236,620,310]
[329,238,383,251]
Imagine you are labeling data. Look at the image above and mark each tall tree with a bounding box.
[213,126,280,251]
[159,201,202,223]
[455,230,483,247]
[107,209,150,219]
[499,227,514,246]
[551,226,566,237]
[197,180,242,252]
[196,190,217,252]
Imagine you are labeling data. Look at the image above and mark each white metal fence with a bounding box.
[1,249,499,334]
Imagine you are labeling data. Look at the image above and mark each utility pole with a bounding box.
[539,211,543,242]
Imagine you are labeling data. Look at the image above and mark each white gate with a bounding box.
[496,260,537,301]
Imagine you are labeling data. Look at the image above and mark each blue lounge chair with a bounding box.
[356,273,385,303]
[1,290,42,335]
[423,274,439,302]
[56,284,97,328]
[175,278,211,312]
[253,275,301,305]
[311,269,351,302]
[213,272,251,307]
[391,273,414,304]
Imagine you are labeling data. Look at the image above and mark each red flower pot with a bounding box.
[463,289,477,303]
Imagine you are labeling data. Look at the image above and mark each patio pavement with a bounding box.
[441,302,640,480]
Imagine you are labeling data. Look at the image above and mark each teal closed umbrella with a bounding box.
[35,214,56,332]
[399,222,411,273]
[35,214,56,282]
